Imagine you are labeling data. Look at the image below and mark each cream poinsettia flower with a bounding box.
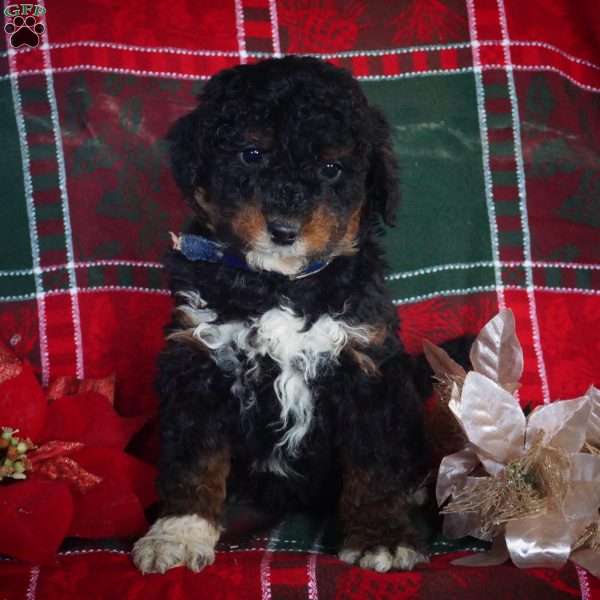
[427,310,600,575]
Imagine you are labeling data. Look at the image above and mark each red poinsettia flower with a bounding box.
[0,344,157,564]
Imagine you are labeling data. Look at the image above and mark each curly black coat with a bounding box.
[148,56,433,572]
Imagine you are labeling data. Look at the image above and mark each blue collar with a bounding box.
[171,233,330,280]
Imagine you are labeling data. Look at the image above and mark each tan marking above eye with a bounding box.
[320,145,354,161]
[246,129,274,148]
[231,204,267,246]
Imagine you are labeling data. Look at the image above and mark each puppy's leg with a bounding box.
[338,463,429,572]
[335,353,430,572]
[133,343,232,574]
[133,447,230,574]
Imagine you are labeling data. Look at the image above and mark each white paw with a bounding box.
[338,547,362,565]
[392,545,429,570]
[132,515,221,574]
[338,543,428,572]
[359,546,393,573]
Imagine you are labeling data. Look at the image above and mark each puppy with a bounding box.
[133,56,430,575]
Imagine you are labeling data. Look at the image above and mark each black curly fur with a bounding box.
[156,56,433,558]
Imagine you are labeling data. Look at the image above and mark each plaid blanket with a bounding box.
[1,0,598,598]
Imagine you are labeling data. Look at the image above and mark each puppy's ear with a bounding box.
[167,68,241,203]
[365,107,400,227]
[167,108,206,200]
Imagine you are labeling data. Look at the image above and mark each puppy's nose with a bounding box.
[267,221,299,246]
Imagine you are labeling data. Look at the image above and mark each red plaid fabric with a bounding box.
[0,547,594,600]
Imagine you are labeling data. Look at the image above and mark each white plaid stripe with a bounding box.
[466,0,505,311]
[39,0,84,378]
[497,0,550,403]
[4,1,50,384]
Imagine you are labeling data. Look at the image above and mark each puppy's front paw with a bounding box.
[132,515,220,574]
[133,536,214,574]
[338,543,428,573]
[392,545,429,570]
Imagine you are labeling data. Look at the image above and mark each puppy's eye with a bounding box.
[319,161,342,183]
[240,148,265,166]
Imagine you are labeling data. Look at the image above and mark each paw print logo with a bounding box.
[4,15,45,48]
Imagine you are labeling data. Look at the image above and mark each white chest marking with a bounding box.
[175,291,373,469]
